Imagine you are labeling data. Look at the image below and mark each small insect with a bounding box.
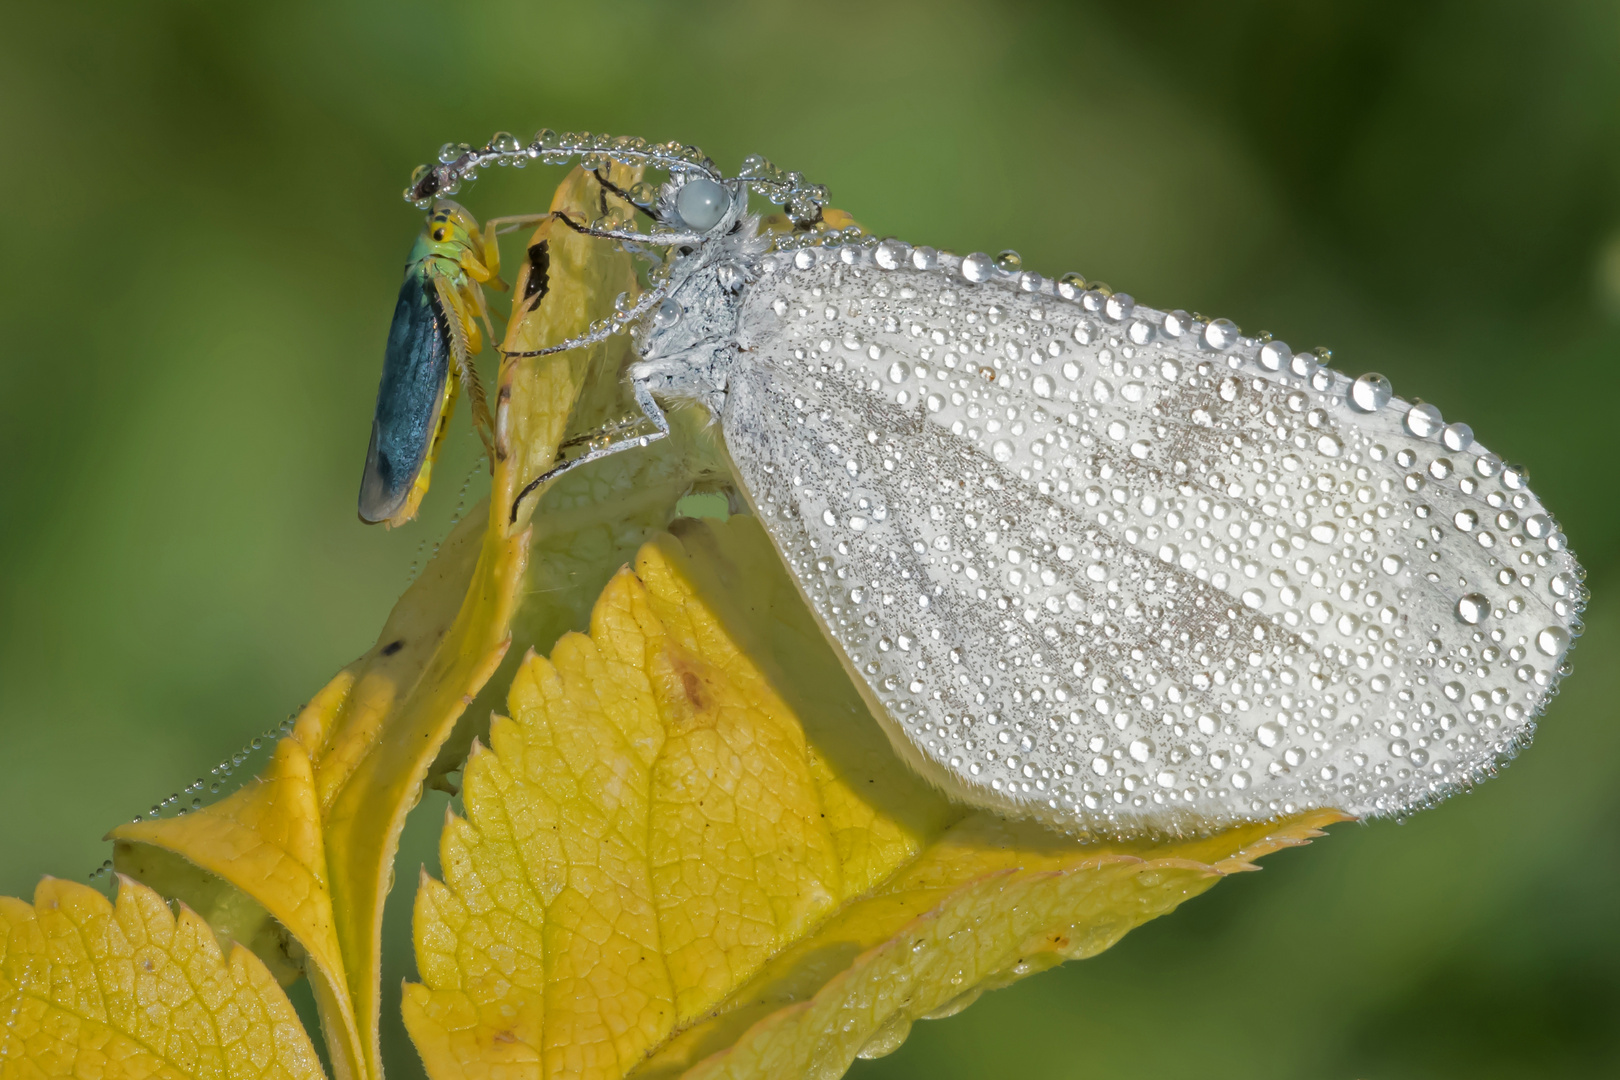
[403,131,1586,833]
[359,200,545,525]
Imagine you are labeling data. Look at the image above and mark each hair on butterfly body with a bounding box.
[403,130,1586,835]
[630,176,771,416]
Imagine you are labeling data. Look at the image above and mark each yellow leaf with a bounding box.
[495,163,647,536]
[403,515,1347,1080]
[111,714,359,1080]
[0,875,324,1080]
[112,505,526,1080]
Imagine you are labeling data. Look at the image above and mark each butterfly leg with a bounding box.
[590,168,656,222]
[549,210,707,249]
[507,378,671,523]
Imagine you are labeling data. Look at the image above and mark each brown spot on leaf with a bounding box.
[659,646,720,730]
[681,669,706,710]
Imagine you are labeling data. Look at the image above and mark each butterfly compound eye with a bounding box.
[675,177,729,232]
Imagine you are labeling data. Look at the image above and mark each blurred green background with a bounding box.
[2,1,1616,1077]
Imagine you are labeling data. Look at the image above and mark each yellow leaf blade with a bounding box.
[111,724,362,1080]
[645,812,1340,1079]
[495,164,645,535]
[321,522,527,1080]
[635,547,845,1020]
[0,876,324,1080]
[654,518,961,899]
[109,505,526,1080]
[405,515,1350,1080]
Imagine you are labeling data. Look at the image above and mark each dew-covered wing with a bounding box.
[720,245,1583,831]
[359,274,452,523]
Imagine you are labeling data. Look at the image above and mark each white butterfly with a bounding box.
[410,132,1585,833]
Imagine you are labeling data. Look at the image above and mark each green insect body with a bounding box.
[358,200,505,526]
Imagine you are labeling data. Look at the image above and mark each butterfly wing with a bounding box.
[359,272,454,524]
[719,246,1582,831]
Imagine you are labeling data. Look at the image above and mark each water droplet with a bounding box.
[1240,588,1266,609]
[1033,374,1054,399]
[1524,513,1552,539]
[1351,373,1393,412]
[1203,318,1238,351]
[911,246,939,271]
[654,298,681,328]
[1405,402,1443,438]
[1456,593,1489,625]
[1453,509,1477,532]
[991,439,1015,463]
[1259,340,1291,371]
[962,252,994,283]
[1536,625,1570,656]
[1104,293,1135,321]
[994,250,1022,273]
[874,238,909,270]
[1057,272,1086,300]
[1257,722,1282,748]
[1442,423,1474,452]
